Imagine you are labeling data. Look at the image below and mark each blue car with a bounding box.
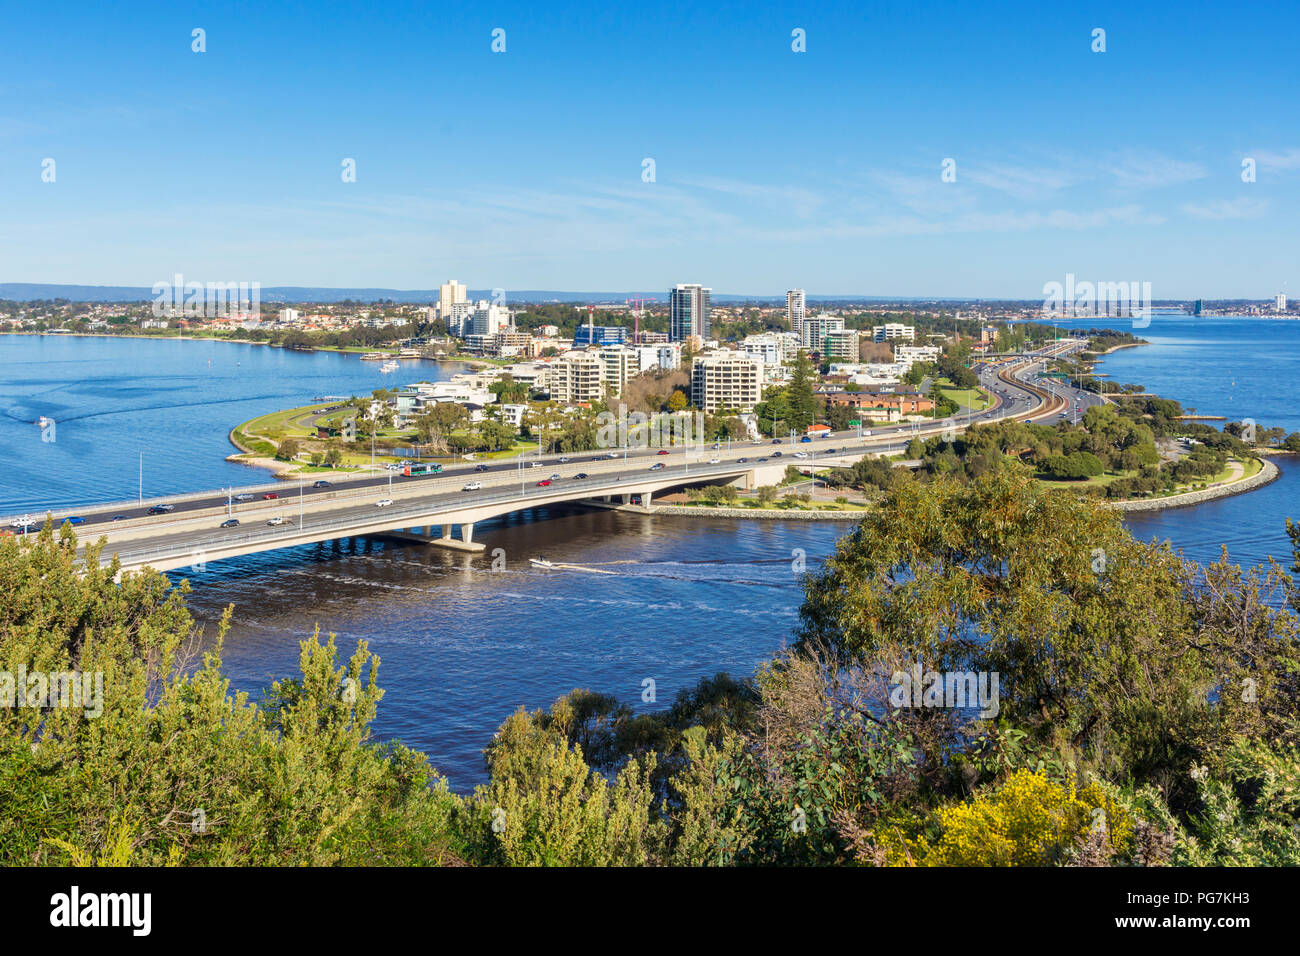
[62,516,86,525]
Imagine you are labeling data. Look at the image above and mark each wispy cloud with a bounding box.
[1180,197,1270,220]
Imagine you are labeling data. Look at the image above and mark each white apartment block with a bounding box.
[894,344,942,366]
[278,308,299,323]
[634,343,681,373]
[872,323,915,342]
[597,345,639,399]
[550,350,606,405]
[438,279,467,320]
[690,351,763,414]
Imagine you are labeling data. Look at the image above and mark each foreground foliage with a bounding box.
[2,471,1298,865]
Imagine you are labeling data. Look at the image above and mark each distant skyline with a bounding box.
[3,1,1298,298]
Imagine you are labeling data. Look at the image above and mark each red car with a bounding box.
[262,493,278,500]
[657,449,670,455]
[536,479,552,487]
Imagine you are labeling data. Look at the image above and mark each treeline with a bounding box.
[5,473,1298,865]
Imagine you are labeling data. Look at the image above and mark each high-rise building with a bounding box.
[1276,293,1288,312]
[438,279,467,322]
[690,351,763,413]
[670,284,711,342]
[786,289,806,336]
[465,300,510,337]
[1194,299,1204,316]
[596,345,638,399]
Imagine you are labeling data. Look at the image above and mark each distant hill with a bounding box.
[1,283,1007,306]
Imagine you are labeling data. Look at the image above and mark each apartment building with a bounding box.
[550,350,606,405]
[786,288,806,336]
[670,283,711,341]
[690,351,763,414]
[872,323,915,342]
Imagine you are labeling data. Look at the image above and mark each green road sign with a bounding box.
[848,420,861,426]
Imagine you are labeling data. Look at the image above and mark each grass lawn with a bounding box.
[934,378,994,411]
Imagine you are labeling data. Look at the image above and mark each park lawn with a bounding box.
[241,402,336,440]
[934,378,993,411]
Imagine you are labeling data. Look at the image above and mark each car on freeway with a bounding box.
[220,518,240,528]
[771,451,783,458]
[708,457,720,464]
[462,481,483,491]
[737,457,748,463]
[536,479,552,487]
[234,493,255,502]
[147,504,175,515]
[558,457,571,464]
[649,463,665,471]
[549,473,562,481]
[757,457,768,463]
[267,516,284,526]
[376,498,393,507]
[528,461,539,468]
[574,472,589,479]
[606,452,621,459]
[771,439,781,444]
[385,463,400,471]
[312,480,332,488]
[62,516,86,525]
[111,515,128,521]
[711,442,721,450]
[474,464,489,472]
[794,452,809,459]
[657,449,670,455]
[262,493,278,500]
[800,436,812,443]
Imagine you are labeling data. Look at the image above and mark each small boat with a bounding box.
[529,557,554,568]
[379,360,400,373]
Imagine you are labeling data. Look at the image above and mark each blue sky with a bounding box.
[2,0,1297,298]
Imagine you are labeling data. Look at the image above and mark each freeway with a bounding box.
[5,340,1089,565]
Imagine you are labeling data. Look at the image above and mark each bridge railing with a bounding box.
[95,461,766,568]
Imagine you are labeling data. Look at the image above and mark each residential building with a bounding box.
[801,312,845,350]
[438,279,467,321]
[550,350,606,404]
[786,289,806,336]
[278,308,300,323]
[872,323,915,342]
[670,283,711,341]
[894,344,942,366]
[597,345,639,399]
[822,328,859,360]
[690,351,763,414]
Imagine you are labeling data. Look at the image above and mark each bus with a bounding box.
[402,463,443,477]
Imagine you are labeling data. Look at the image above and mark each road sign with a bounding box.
[848,420,860,426]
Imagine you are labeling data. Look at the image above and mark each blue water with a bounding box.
[0,334,465,512]
[2,330,1297,788]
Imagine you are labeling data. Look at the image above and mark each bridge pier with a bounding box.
[429,521,485,553]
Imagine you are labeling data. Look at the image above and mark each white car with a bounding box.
[462,481,482,491]
[528,461,539,468]
[376,498,393,507]
[794,452,809,459]
[266,516,284,526]
[234,493,255,502]
[708,457,720,465]
[385,463,400,471]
